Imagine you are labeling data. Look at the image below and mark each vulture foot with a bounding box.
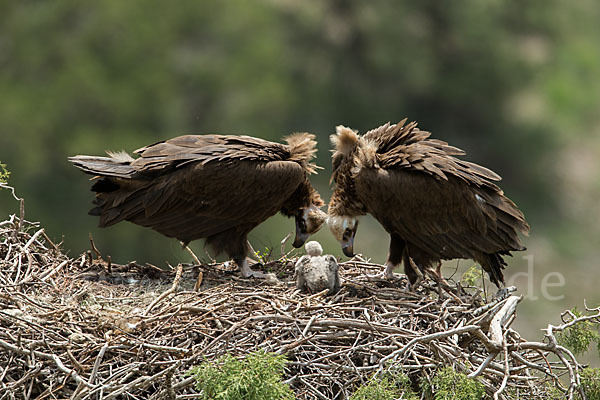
[239,259,279,284]
[382,262,400,280]
[366,263,406,281]
[406,275,423,292]
[424,265,462,303]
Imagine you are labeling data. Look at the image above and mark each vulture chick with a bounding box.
[327,120,529,288]
[295,241,340,294]
[70,133,326,278]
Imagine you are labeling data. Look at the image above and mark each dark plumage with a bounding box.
[70,133,326,278]
[327,120,529,288]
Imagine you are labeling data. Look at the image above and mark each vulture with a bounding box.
[327,120,529,288]
[70,133,326,278]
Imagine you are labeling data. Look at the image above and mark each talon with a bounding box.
[407,275,423,291]
[239,259,280,284]
[366,271,405,281]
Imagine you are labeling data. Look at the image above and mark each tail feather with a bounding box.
[90,178,120,193]
[69,152,144,227]
[480,252,508,288]
[89,185,148,227]
[69,154,135,178]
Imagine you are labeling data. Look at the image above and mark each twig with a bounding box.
[0,338,91,388]
[88,342,109,385]
[280,232,292,256]
[88,232,102,259]
[183,244,201,265]
[489,296,522,345]
[144,263,183,315]
[493,333,510,400]
[39,260,69,282]
[22,229,44,251]
[0,204,592,400]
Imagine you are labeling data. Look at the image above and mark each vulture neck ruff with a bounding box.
[328,126,370,219]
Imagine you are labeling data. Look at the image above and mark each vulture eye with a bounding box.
[342,228,353,240]
[298,219,307,232]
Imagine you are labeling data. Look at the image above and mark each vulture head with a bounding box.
[327,215,358,257]
[293,206,327,248]
[327,125,368,257]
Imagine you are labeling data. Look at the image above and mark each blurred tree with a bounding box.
[0,0,598,278]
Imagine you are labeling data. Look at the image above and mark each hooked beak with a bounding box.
[341,237,354,257]
[293,231,309,248]
[293,217,309,248]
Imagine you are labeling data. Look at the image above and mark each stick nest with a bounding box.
[0,212,588,400]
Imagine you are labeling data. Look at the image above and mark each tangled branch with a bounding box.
[0,209,592,399]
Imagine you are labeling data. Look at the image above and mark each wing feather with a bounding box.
[130,135,291,173]
[355,167,528,260]
[94,160,306,242]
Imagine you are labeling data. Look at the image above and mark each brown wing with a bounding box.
[94,159,306,243]
[70,134,308,243]
[355,166,528,260]
[364,121,501,185]
[131,134,291,174]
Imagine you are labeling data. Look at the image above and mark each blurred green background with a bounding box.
[1,0,599,360]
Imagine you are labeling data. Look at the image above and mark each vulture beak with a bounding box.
[340,221,357,257]
[293,216,310,248]
[341,238,354,257]
[293,232,310,248]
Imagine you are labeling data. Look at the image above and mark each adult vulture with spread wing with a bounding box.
[70,133,326,278]
[327,120,529,288]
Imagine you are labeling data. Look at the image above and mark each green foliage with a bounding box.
[506,383,564,400]
[254,247,273,264]
[581,367,600,400]
[0,162,9,184]
[530,368,600,400]
[350,373,417,400]
[557,308,600,356]
[187,350,294,400]
[542,384,566,400]
[421,367,485,400]
[460,264,480,287]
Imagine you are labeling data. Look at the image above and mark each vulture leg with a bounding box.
[430,261,452,291]
[382,261,399,280]
[424,261,462,302]
[208,233,277,282]
[369,234,407,281]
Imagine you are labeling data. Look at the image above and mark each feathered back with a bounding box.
[70,133,321,179]
[132,135,291,173]
[362,120,502,187]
